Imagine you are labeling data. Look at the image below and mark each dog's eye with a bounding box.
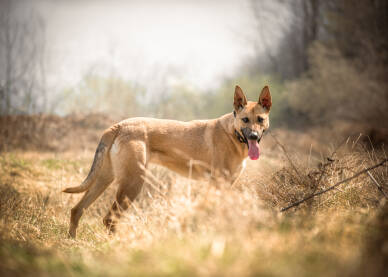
[241,117,249,123]
[257,116,264,123]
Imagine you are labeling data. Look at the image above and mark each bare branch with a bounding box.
[0,1,46,114]
[280,158,388,212]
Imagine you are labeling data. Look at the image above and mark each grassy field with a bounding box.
[0,116,387,277]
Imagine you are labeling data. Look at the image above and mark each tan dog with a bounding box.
[63,85,272,238]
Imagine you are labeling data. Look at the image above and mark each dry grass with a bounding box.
[257,136,387,211]
[0,117,387,277]
[0,114,115,152]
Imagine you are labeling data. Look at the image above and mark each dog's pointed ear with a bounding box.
[234,85,247,111]
[258,86,272,111]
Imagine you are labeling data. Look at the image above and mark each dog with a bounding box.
[63,85,272,238]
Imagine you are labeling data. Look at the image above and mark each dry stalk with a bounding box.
[366,170,388,199]
[268,131,303,182]
[312,136,349,192]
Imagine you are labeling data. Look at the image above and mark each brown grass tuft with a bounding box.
[256,134,387,212]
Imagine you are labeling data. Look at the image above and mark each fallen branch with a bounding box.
[280,158,388,212]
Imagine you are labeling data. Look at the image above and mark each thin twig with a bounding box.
[366,170,388,199]
[269,131,303,182]
[280,158,388,212]
[313,136,349,190]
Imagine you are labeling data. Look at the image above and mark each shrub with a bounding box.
[286,43,388,128]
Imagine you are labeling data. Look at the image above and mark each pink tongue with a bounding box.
[248,140,260,160]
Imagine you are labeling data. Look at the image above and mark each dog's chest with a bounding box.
[223,157,247,180]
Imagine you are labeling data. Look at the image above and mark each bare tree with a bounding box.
[250,0,322,80]
[0,0,47,115]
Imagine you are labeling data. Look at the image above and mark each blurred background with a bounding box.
[1,0,386,131]
[1,1,388,276]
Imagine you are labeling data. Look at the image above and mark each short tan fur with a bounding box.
[64,85,272,238]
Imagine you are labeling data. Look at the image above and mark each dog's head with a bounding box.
[233,85,272,160]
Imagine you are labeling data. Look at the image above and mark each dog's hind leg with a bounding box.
[102,178,144,233]
[103,140,147,233]
[69,167,114,238]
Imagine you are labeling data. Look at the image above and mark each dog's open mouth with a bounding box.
[247,139,260,160]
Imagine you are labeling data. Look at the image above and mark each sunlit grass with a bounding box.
[0,142,386,276]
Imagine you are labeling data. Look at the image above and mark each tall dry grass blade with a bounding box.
[366,170,388,199]
[313,136,348,192]
[269,130,303,182]
[139,163,167,196]
[351,133,362,149]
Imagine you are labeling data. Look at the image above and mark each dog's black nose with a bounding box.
[248,132,258,140]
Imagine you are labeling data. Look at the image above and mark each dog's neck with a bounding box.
[218,113,248,157]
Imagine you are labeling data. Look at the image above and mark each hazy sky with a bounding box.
[9,0,292,101]
[28,0,260,93]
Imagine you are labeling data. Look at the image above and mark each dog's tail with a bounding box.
[63,125,119,194]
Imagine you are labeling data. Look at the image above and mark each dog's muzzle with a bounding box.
[242,128,262,144]
[241,128,262,160]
